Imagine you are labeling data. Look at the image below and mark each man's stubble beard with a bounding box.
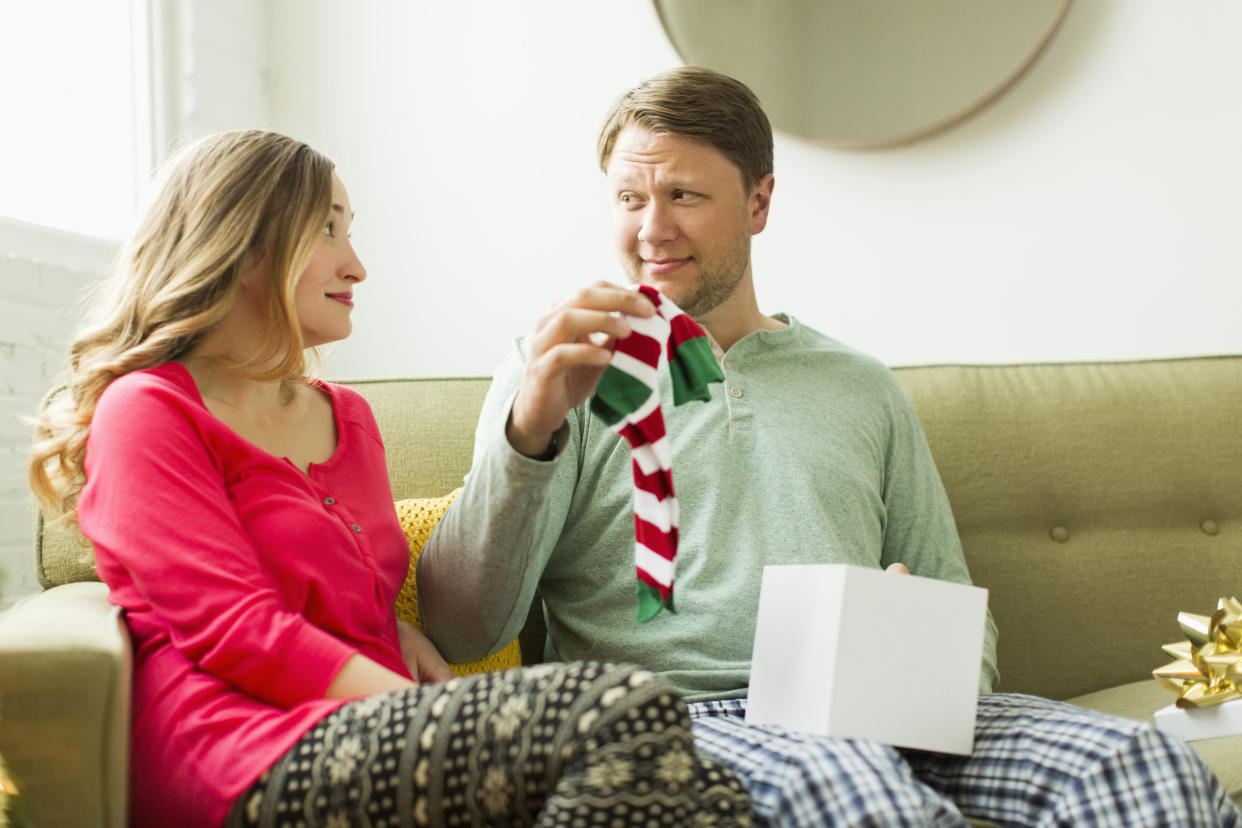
[627,231,752,320]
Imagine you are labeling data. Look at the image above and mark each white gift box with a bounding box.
[746,563,989,755]
[1154,698,1242,742]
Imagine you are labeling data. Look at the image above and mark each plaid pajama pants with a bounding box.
[689,693,1241,827]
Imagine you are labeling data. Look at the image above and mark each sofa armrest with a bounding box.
[0,582,130,828]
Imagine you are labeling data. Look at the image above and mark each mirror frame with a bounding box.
[653,0,1072,149]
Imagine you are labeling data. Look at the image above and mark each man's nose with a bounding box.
[637,202,677,244]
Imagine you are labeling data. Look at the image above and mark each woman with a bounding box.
[28,131,750,828]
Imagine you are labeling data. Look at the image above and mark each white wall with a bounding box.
[0,0,268,607]
[267,0,1242,379]
[0,223,114,606]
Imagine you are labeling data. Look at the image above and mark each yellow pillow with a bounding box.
[394,488,522,676]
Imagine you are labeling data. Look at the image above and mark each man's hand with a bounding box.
[507,281,656,457]
[397,621,454,683]
[886,562,910,575]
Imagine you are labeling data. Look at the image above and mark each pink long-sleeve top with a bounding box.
[78,362,412,828]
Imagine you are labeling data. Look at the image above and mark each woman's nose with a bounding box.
[343,243,367,283]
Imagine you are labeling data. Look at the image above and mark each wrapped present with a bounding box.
[1153,596,1242,709]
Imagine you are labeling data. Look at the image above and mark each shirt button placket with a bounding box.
[321,494,359,533]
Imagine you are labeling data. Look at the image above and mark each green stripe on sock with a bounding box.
[636,583,676,622]
[669,337,725,405]
[591,366,655,427]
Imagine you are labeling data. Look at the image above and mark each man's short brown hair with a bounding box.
[597,66,773,189]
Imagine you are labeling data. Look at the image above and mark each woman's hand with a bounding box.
[321,628,451,700]
[323,654,416,699]
[397,621,455,683]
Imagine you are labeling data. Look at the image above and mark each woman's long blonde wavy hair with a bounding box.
[29,130,335,528]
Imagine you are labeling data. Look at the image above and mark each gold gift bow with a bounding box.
[1153,596,1242,709]
[1,749,30,828]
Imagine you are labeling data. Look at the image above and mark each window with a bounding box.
[1,1,149,241]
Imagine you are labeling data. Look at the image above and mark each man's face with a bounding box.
[606,126,771,319]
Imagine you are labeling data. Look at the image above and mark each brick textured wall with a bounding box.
[0,251,104,607]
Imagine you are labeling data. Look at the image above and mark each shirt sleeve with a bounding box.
[417,339,577,662]
[79,376,358,708]
[878,384,1001,694]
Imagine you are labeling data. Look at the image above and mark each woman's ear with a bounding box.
[237,246,268,291]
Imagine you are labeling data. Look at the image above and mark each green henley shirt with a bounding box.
[420,315,999,701]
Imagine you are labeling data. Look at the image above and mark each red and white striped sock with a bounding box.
[590,286,725,621]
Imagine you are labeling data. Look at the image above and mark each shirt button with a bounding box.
[350,523,362,533]
[729,386,743,398]
[1201,520,1219,536]
[1050,526,1070,543]
[323,496,335,505]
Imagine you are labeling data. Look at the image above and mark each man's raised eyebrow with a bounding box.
[612,175,701,191]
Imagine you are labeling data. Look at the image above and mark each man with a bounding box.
[419,67,1240,825]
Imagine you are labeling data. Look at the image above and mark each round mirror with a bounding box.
[653,0,1071,149]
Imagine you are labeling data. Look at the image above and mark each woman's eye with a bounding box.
[324,221,335,237]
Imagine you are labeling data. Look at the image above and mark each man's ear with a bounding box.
[749,173,775,234]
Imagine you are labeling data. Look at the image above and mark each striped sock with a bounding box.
[590,286,725,621]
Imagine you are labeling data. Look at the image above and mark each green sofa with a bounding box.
[2,356,1240,826]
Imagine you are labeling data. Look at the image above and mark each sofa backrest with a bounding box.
[898,356,1242,699]
[347,377,491,498]
[34,377,493,588]
[35,358,1242,701]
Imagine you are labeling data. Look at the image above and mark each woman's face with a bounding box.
[294,173,367,347]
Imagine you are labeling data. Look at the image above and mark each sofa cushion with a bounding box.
[1070,680,1242,809]
[34,515,97,588]
[394,489,521,675]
